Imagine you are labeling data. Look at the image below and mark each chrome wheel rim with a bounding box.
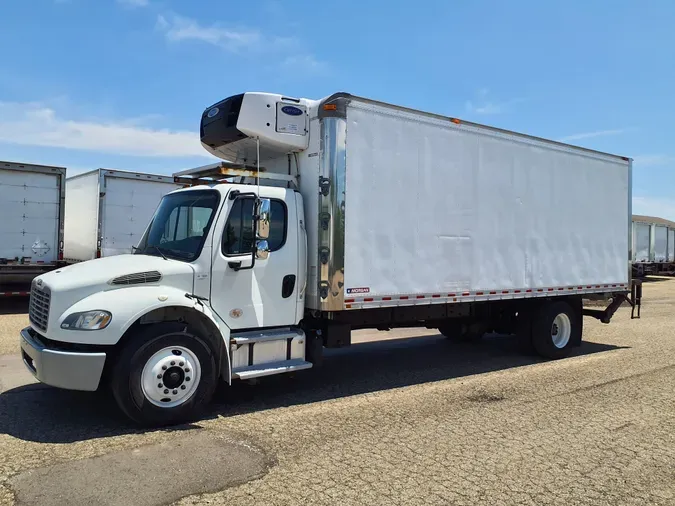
[551,313,571,349]
[141,346,201,408]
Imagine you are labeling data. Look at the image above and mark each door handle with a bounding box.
[228,261,242,271]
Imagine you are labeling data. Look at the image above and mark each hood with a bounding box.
[38,254,195,292]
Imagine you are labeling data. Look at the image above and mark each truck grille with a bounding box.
[29,284,51,332]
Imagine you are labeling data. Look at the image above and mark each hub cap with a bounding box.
[141,346,201,408]
[551,313,572,349]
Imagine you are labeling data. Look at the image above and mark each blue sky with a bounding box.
[1,0,674,218]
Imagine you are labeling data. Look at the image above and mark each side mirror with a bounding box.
[256,240,270,260]
[256,199,271,240]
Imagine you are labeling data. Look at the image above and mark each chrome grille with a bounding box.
[110,271,162,285]
[29,284,51,332]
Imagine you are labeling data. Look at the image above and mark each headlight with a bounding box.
[61,310,112,330]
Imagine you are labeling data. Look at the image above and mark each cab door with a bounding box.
[209,187,299,330]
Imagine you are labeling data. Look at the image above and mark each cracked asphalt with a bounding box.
[1,279,674,505]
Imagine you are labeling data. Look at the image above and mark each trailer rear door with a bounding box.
[0,168,61,264]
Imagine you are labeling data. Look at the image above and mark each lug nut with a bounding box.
[162,365,167,370]
[181,385,186,390]
[157,374,162,379]
[179,362,184,367]
[158,383,163,388]
[172,390,178,395]
[164,389,169,394]
[184,368,190,373]
[170,361,175,366]
[185,377,190,381]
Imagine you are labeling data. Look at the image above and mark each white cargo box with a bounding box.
[64,169,182,262]
[305,95,632,310]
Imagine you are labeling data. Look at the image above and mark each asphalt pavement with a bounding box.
[0,280,674,505]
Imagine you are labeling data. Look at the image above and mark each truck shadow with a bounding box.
[0,296,29,315]
[0,332,626,444]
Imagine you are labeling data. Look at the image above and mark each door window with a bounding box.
[222,198,287,255]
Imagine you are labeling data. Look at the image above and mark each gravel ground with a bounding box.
[0,280,673,505]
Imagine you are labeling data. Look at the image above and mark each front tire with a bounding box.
[531,301,581,359]
[110,322,218,426]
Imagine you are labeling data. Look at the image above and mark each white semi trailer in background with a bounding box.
[632,215,675,276]
[64,169,182,262]
[0,161,66,296]
[20,92,640,426]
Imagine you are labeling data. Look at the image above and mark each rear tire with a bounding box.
[531,301,581,359]
[110,322,218,427]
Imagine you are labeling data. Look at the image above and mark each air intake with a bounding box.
[110,271,162,285]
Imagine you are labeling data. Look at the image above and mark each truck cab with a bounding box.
[21,92,321,426]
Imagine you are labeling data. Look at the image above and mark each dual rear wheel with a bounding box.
[439,299,581,359]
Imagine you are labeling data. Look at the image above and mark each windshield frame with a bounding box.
[135,189,221,263]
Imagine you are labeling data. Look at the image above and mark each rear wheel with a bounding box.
[531,301,581,359]
[110,322,218,426]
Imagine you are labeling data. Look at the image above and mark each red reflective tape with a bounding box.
[448,293,456,297]
[345,299,355,303]
[476,292,484,296]
[490,291,497,295]
[382,297,392,301]
[417,295,425,299]
[567,287,574,290]
[432,294,441,298]
[577,286,583,289]
[400,296,409,300]
[462,292,470,296]
[364,298,374,302]
[538,289,544,292]
[514,290,521,293]
[526,289,532,293]
[612,284,617,287]
[502,290,509,294]
[586,286,592,289]
[558,288,565,291]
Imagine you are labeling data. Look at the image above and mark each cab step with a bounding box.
[231,359,313,380]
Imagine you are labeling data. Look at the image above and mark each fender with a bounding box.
[52,285,233,383]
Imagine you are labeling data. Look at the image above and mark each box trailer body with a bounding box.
[0,161,65,295]
[21,92,640,426]
[631,215,675,276]
[64,169,182,262]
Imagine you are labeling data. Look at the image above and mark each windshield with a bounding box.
[135,189,220,262]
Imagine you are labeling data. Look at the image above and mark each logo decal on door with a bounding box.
[229,308,243,319]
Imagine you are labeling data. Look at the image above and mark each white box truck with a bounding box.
[20,92,641,426]
[0,160,66,296]
[632,214,675,276]
[64,169,182,262]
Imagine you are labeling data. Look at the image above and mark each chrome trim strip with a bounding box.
[317,116,347,311]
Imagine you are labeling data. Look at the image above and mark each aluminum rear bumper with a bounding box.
[20,327,106,391]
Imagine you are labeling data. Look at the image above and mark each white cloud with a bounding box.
[0,101,209,158]
[633,196,675,221]
[155,13,326,72]
[632,154,675,167]
[557,129,626,142]
[117,0,149,7]
[156,14,264,52]
[464,90,525,115]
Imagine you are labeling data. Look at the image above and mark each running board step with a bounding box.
[231,359,313,380]
[231,328,304,345]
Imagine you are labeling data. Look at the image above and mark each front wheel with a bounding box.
[110,322,218,426]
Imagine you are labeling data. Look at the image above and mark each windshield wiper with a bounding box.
[144,245,168,260]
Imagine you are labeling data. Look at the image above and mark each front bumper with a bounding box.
[20,327,107,391]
